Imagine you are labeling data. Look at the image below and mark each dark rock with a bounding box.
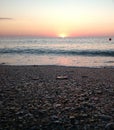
[82,75,88,78]
[54,103,61,108]
[98,115,112,121]
[69,116,75,125]
[51,115,59,121]
[31,109,47,118]
[105,122,114,130]
[96,90,102,94]
[30,126,40,130]
[49,121,65,130]
[69,125,78,130]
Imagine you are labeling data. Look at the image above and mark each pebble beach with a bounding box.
[0,65,114,130]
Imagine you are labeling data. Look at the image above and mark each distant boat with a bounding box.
[109,38,112,41]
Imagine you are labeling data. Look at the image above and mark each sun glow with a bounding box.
[59,33,67,38]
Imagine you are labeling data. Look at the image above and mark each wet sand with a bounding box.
[0,65,114,130]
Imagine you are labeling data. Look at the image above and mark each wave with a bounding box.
[0,48,114,57]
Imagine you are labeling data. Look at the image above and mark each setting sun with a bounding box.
[59,33,67,38]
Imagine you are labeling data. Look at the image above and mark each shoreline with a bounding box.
[0,65,114,129]
[1,63,114,68]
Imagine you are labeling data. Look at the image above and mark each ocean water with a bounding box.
[0,36,114,67]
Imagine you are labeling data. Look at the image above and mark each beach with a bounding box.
[0,65,114,129]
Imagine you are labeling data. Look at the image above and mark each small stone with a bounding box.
[51,115,59,121]
[18,116,23,120]
[82,75,88,78]
[69,116,75,125]
[105,122,114,130]
[53,120,61,124]
[24,113,33,118]
[30,126,40,130]
[111,108,114,113]
[64,107,71,111]
[0,101,3,105]
[38,110,47,118]
[98,115,112,121]
[16,110,25,115]
[93,97,99,101]
[56,75,68,80]
[82,114,88,118]
[32,77,39,80]
[96,90,102,94]
[84,97,89,101]
[54,103,61,108]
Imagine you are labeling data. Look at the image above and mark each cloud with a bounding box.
[0,18,13,20]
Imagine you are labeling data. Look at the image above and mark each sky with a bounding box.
[0,0,114,37]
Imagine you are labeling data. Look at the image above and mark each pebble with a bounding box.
[56,75,68,80]
[69,116,75,125]
[82,75,88,78]
[54,103,61,108]
[30,126,40,130]
[105,122,114,130]
[98,115,112,121]
[95,90,102,94]
[51,115,59,121]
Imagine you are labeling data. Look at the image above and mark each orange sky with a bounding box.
[0,0,114,37]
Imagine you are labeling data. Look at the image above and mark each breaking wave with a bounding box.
[0,48,114,57]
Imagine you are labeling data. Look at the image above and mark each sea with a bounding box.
[0,36,114,67]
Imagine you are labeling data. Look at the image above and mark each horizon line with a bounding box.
[0,34,114,38]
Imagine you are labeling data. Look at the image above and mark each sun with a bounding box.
[58,33,67,38]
